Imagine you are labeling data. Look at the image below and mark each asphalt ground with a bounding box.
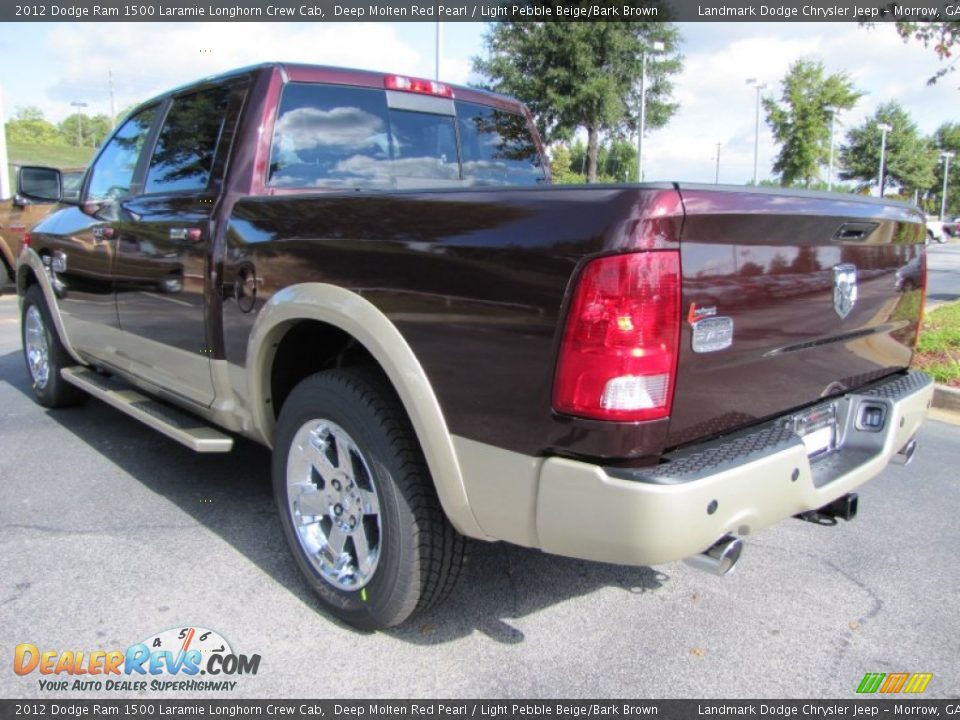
[0,293,958,700]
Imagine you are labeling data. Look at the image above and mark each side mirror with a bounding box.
[17,166,62,204]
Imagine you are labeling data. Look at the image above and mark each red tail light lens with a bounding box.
[22,232,31,249]
[553,251,681,422]
[384,74,454,98]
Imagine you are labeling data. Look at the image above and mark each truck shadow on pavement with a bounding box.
[0,349,670,643]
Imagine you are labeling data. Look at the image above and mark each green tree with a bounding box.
[893,22,959,84]
[763,59,862,187]
[549,144,584,184]
[473,20,682,182]
[839,102,938,197]
[932,123,960,217]
[59,113,112,148]
[566,137,638,183]
[4,106,64,145]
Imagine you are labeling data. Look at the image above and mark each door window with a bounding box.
[86,106,156,202]
[144,87,231,194]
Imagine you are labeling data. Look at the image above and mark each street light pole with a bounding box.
[824,105,838,191]
[435,22,442,81]
[637,40,664,183]
[70,101,88,147]
[942,151,955,220]
[877,122,892,198]
[746,78,767,185]
[715,142,722,184]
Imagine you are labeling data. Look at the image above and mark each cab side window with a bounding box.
[86,106,157,202]
[144,87,230,195]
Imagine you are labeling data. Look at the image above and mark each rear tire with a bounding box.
[21,284,85,408]
[272,368,465,629]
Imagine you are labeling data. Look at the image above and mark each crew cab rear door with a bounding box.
[113,82,247,406]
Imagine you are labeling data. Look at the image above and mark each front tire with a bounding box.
[272,368,465,629]
[21,285,85,408]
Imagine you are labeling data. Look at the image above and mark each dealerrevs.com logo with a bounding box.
[13,626,261,692]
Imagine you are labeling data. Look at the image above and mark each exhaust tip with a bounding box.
[892,438,918,466]
[684,535,742,577]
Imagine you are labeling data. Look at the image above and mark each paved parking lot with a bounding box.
[0,293,958,699]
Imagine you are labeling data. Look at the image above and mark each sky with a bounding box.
[0,20,956,185]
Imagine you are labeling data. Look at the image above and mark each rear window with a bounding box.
[268,82,543,190]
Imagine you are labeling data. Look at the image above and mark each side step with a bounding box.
[61,367,234,453]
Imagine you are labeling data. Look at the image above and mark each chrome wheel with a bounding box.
[286,419,381,591]
[24,305,50,389]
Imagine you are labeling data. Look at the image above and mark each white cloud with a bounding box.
[30,22,425,120]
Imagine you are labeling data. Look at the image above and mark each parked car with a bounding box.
[15,63,933,629]
[0,167,83,289]
[925,216,949,243]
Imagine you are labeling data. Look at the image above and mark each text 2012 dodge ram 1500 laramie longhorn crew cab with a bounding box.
[15,63,933,629]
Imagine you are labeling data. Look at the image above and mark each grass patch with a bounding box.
[6,143,94,189]
[915,301,960,386]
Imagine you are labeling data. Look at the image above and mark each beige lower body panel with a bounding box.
[460,373,933,567]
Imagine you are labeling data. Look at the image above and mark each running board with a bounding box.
[61,367,234,453]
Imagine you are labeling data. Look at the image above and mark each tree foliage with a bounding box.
[552,138,639,184]
[4,106,65,145]
[59,113,113,148]
[763,59,862,187]
[893,22,960,84]
[473,19,681,182]
[838,102,938,197]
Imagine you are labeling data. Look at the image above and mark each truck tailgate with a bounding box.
[668,185,925,448]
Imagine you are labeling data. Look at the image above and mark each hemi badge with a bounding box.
[687,302,717,326]
[692,316,734,353]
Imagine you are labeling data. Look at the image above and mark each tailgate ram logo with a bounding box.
[833,264,858,319]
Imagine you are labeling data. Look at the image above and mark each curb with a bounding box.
[933,384,960,413]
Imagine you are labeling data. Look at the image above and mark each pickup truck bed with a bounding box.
[15,62,933,629]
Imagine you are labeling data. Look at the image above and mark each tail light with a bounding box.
[553,251,681,422]
[22,232,31,249]
[384,74,454,98]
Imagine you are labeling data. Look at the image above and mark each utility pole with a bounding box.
[637,40,664,183]
[942,151,955,220]
[746,78,766,185]
[108,68,116,127]
[70,101,88,147]
[824,105,839,191]
[435,22,442,81]
[715,143,722,184]
[877,122,892,198]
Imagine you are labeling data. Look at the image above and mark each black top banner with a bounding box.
[1,0,956,22]
[1,699,958,719]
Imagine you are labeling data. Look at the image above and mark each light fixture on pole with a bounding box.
[70,101,88,147]
[746,78,767,185]
[877,122,892,198]
[941,151,955,221]
[637,40,665,183]
[824,105,839,192]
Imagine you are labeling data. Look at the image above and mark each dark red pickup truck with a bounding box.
[15,63,933,629]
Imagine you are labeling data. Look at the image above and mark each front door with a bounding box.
[52,105,159,353]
